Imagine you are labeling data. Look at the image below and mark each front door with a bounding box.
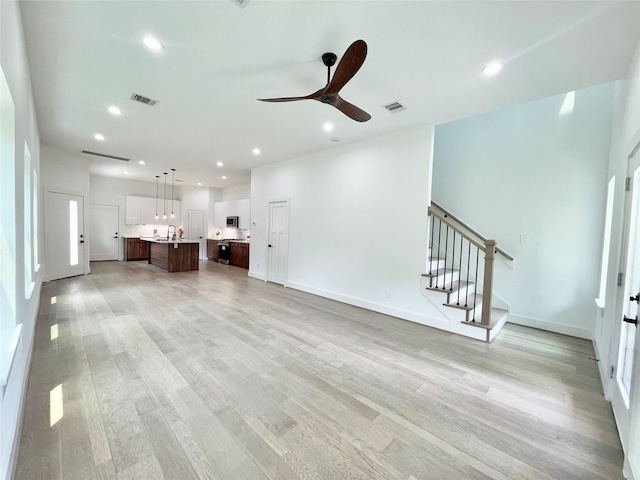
[611,139,640,478]
[45,191,85,281]
[187,210,204,260]
[267,200,289,285]
[90,203,119,261]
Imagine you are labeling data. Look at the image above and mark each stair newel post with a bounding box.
[481,240,496,326]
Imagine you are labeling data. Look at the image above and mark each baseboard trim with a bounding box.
[6,284,41,480]
[508,313,592,339]
[248,271,267,281]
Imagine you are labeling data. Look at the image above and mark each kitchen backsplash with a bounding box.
[124,224,250,240]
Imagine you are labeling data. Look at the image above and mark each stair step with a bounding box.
[422,268,460,288]
[445,293,482,310]
[425,281,475,303]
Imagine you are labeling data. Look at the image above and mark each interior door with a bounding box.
[611,140,640,478]
[45,191,85,281]
[187,210,204,260]
[90,203,119,261]
[267,200,289,285]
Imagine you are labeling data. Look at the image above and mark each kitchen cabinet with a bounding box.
[125,196,141,224]
[125,195,181,225]
[213,199,250,229]
[230,241,249,269]
[124,237,150,261]
[140,196,158,225]
[145,239,199,272]
[207,239,219,262]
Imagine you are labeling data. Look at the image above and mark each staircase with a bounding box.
[421,202,511,342]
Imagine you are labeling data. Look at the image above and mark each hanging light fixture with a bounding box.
[170,168,176,219]
[154,175,160,220]
[163,172,168,219]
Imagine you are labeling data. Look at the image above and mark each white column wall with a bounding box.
[250,125,448,326]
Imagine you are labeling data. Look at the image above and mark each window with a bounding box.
[0,65,18,388]
[596,176,615,308]
[24,142,34,298]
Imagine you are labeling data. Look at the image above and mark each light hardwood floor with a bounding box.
[15,260,623,479]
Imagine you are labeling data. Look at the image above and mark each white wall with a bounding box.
[250,125,453,328]
[0,2,43,478]
[432,83,615,339]
[222,183,250,201]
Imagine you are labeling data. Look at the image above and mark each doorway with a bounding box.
[187,210,204,260]
[267,199,289,285]
[90,203,119,261]
[610,139,640,478]
[44,190,85,281]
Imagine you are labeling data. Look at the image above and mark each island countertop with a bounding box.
[140,237,201,244]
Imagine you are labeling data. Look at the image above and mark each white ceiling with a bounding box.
[19,0,640,189]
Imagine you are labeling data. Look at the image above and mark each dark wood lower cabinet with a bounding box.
[125,238,150,261]
[207,239,249,269]
[230,242,249,269]
[207,239,219,262]
[148,242,199,272]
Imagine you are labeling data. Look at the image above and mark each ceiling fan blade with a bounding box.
[325,40,367,95]
[258,87,324,103]
[332,95,371,122]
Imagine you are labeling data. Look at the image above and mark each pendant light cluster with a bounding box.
[153,169,176,223]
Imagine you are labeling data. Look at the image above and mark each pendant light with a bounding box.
[170,168,176,219]
[162,172,168,220]
[154,175,160,220]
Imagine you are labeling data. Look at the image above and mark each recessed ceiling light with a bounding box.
[252,148,260,155]
[222,176,227,180]
[197,182,202,186]
[481,61,503,77]
[323,122,334,132]
[138,160,146,165]
[331,137,340,142]
[94,133,105,141]
[108,106,122,116]
[216,161,224,167]
[124,171,130,175]
[143,36,164,51]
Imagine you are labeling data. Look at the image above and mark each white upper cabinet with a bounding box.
[125,195,181,225]
[125,196,141,224]
[140,197,157,225]
[213,198,250,229]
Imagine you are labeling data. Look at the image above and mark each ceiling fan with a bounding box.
[258,39,371,123]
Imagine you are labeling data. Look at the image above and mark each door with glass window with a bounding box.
[611,141,640,477]
[45,191,85,280]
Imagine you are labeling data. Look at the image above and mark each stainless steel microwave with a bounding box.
[226,216,239,228]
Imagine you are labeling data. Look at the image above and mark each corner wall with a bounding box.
[250,125,453,329]
[0,1,43,478]
[432,83,615,339]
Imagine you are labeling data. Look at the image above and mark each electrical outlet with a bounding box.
[384,288,390,298]
[296,271,300,280]
[256,263,260,270]
[520,235,529,245]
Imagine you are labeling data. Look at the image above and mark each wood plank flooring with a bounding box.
[15,260,623,479]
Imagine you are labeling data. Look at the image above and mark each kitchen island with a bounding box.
[142,238,200,272]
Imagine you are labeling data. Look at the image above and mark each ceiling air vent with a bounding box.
[130,93,159,106]
[383,101,406,113]
[81,150,130,162]
[230,0,250,8]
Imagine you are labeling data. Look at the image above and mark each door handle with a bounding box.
[268,244,272,248]
[113,236,118,238]
[623,316,638,326]
[80,240,85,244]
[630,293,640,303]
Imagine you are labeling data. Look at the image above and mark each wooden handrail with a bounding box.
[430,201,514,261]
[428,209,486,252]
